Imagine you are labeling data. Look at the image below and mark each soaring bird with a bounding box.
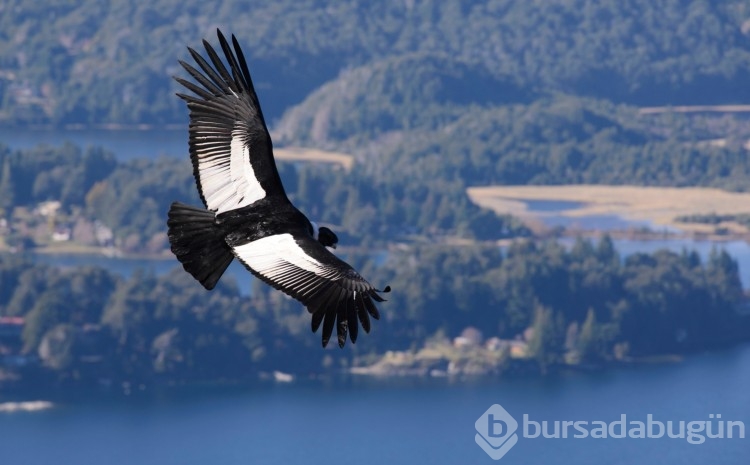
[167,30,389,348]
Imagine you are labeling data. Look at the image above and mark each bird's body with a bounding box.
[167,30,388,348]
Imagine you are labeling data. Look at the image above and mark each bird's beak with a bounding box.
[331,244,337,249]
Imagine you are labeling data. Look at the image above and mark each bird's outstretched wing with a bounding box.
[175,29,288,214]
[231,233,389,348]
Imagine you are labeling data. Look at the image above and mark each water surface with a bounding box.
[30,253,253,295]
[0,345,747,465]
[0,127,184,160]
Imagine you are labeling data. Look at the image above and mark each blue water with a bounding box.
[30,253,253,296]
[521,199,692,233]
[523,199,667,232]
[544,213,656,231]
[0,345,748,465]
[0,127,185,160]
[524,199,585,213]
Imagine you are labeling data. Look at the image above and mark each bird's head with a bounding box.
[316,226,338,249]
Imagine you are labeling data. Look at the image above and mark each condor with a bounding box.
[167,30,389,348]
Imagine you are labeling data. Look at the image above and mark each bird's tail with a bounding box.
[167,202,233,290]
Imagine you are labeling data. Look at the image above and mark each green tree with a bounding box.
[526,304,565,374]
[576,308,604,363]
[0,155,14,217]
[22,290,69,352]
[38,324,77,370]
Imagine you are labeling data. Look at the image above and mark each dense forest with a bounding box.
[1,237,747,385]
[3,1,750,214]
[1,0,750,126]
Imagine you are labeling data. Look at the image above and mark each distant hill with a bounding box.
[1,0,750,126]
[276,54,530,144]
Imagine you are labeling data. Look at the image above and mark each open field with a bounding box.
[274,146,353,170]
[467,185,750,235]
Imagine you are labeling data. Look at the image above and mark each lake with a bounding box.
[0,345,747,465]
[524,199,677,232]
[31,253,254,295]
[0,127,186,160]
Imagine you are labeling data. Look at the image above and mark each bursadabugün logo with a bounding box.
[475,404,519,460]
[475,404,745,461]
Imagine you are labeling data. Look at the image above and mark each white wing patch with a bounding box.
[194,125,267,214]
[230,127,266,210]
[233,234,335,282]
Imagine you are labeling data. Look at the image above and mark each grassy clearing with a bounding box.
[275,146,353,170]
[467,185,750,234]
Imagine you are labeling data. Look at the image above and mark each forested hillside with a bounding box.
[2,1,750,387]
[1,0,750,126]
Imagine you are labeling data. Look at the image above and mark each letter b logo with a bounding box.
[488,413,507,437]
[475,404,519,460]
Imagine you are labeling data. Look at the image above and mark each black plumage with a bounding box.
[167,30,389,348]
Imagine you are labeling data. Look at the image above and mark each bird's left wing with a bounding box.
[175,29,289,214]
[231,233,388,348]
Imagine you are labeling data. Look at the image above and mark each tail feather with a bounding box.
[167,202,233,290]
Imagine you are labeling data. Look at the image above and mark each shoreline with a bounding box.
[7,228,748,263]
[0,351,701,398]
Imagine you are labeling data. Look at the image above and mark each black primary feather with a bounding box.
[169,29,391,349]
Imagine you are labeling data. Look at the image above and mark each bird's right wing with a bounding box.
[175,29,289,214]
[231,233,388,348]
